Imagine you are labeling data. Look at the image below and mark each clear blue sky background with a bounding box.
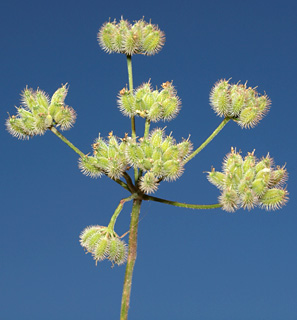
[1,0,296,319]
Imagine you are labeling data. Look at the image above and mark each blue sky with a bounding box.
[1,0,297,319]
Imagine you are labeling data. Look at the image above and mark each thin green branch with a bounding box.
[123,172,137,193]
[50,126,85,158]
[108,194,138,231]
[126,55,135,139]
[121,199,142,320]
[184,117,231,165]
[143,194,222,209]
[144,118,150,139]
[50,126,130,191]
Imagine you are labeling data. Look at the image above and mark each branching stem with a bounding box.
[143,194,222,209]
[184,118,231,164]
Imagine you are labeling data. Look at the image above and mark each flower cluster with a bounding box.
[79,129,192,193]
[6,85,76,139]
[98,18,165,55]
[79,133,129,179]
[210,79,270,128]
[80,226,127,265]
[127,129,192,193]
[118,81,181,122]
[207,148,288,212]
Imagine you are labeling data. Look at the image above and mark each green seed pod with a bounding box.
[255,155,273,172]
[207,170,226,190]
[147,102,163,122]
[161,136,174,152]
[223,148,243,173]
[255,168,271,186]
[79,156,103,178]
[35,89,49,112]
[152,147,163,161]
[94,237,109,261]
[118,89,136,117]
[6,116,31,140]
[240,189,257,210]
[113,239,128,265]
[219,189,239,212]
[242,168,256,184]
[34,114,48,134]
[243,152,256,172]
[259,188,288,210]
[270,167,288,187]
[224,172,238,190]
[163,160,183,181]
[54,106,76,130]
[21,87,36,111]
[108,237,125,262]
[141,159,154,171]
[177,140,193,160]
[86,232,104,252]
[141,139,154,158]
[126,143,145,165]
[210,79,231,117]
[95,156,109,170]
[139,171,159,193]
[97,22,117,53]
[80,226,100,247]
[150,129,164,147]
[51,85,68,106]
[123,30,140,55]
[106,159,125,179]
[18,109,36,135]
[228,163,243,185]
[163,145,179,162]
[142,25,165,55]
[48,102,60,118]
[161,96,180,121]
[229,84,246,116]
[237,106,260,128]
[257,95,270,115]
[44,114,53,127]
[251,178,267,196]
[237,179,251,195]
[151,159,164,177]
[93,136,109,158]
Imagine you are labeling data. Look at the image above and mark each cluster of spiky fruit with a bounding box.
[79,129,192,193]
[210,79,270,128]
[6,85,76,139]
[207,148,288,212]
[98,18,165,55]
[80,226,127,265]
[118,81,180,121]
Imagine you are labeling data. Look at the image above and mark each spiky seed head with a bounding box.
[259,188,288,210]
[207,169,226,190]
[97,22,117,53]
[219,189,239,212]
[54,106,76,130]
[161,136,174,152]
[112,239,128,265]
[148,102,163,122]
[34,114,48,135]
[142,25,165,55]
[243,152,256,172]
[85,232,104,252]
[6,116,31,140]
[51,84,68,106]
[163,160,183,181]
[80,226,102,247]
[21,87,36,111]
[151,159,163,177]
[117,89,136,117]
[241,189,258,210]
[139,171,159,193]
[106,159,126,179]
[78,156,103,178]
[94,237,109,262]
[162,145,180,162]
[17,109,36,135]
[229,84,246,116]
[237,106,260,128]
[270,167,288,187]
[98,18,165,55]
[126,143,145,166]
[210,79,231,117]
[150,128,164,147]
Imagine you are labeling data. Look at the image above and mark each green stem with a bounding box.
[120,199,142,320]
[50,126,85,158]
[50,126,129,191]
[126,54,138,183]
[108,195,137,231]
[126,55,135,139]
[143,194,222,209]
[184,118,231,165]
[144,118,150,139]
